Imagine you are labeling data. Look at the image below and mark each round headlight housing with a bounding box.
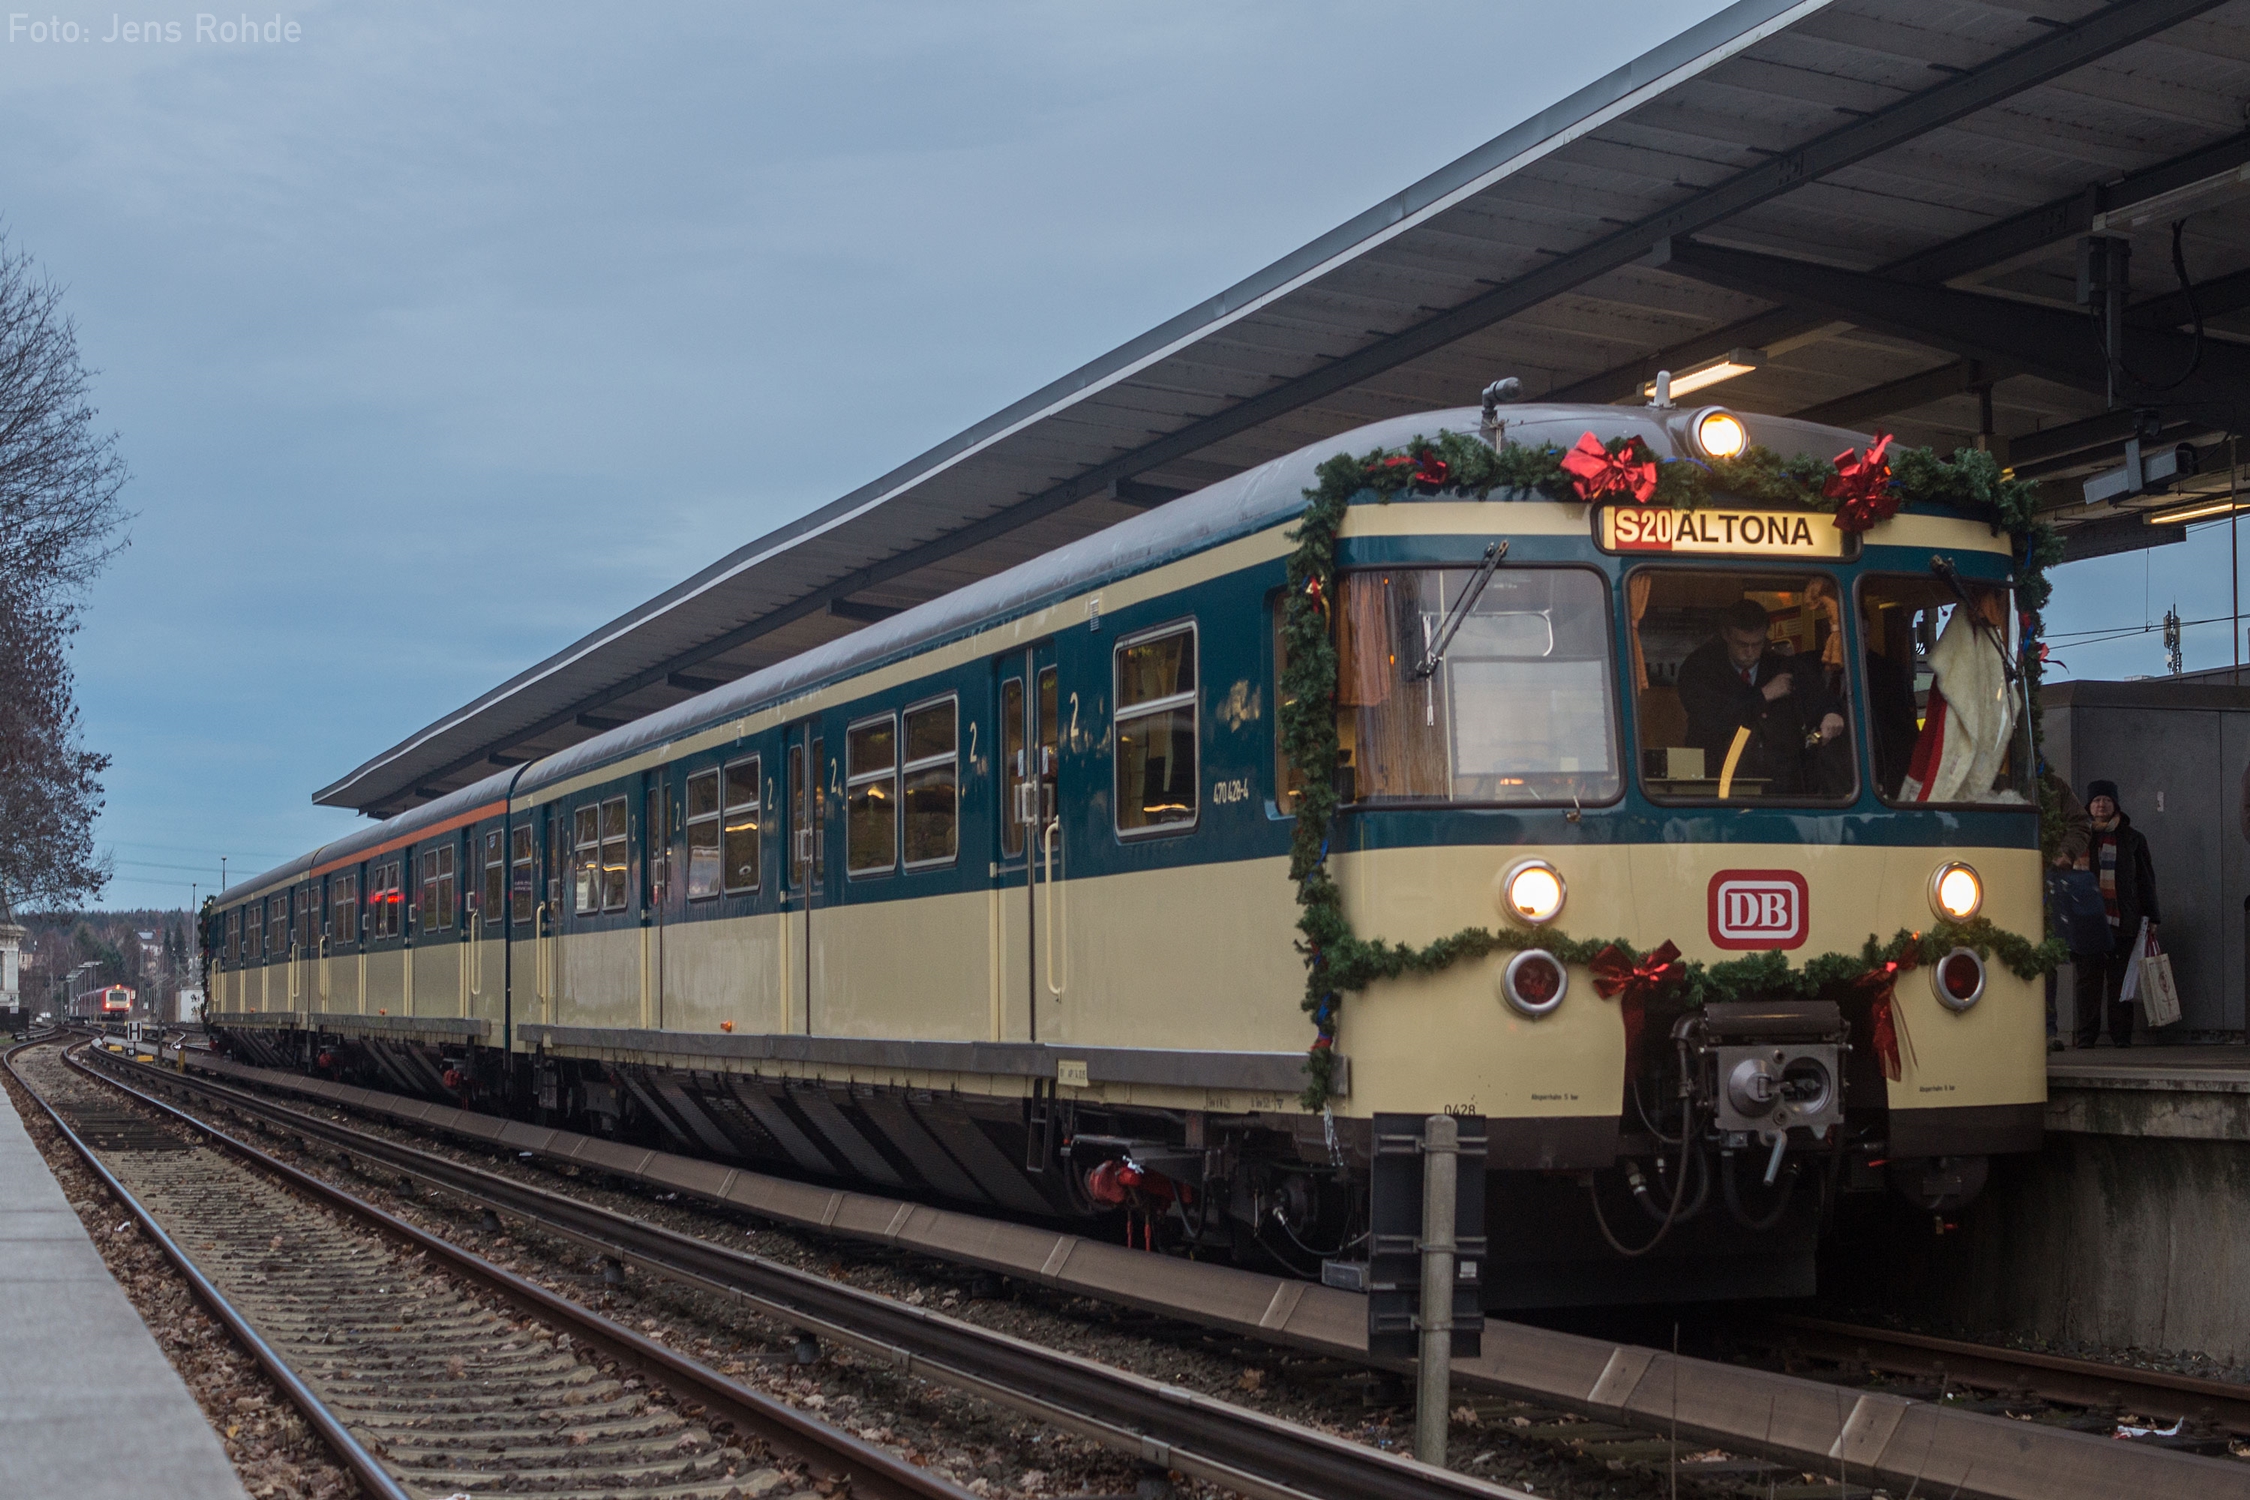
[1501,949,1569,1019]
[1930,861,1983,921]
[1693,408,1748,460]
[1500,859,1566,925]
[1932,947,1986,1012]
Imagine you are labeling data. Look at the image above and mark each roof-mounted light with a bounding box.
[1694,408,1748,460]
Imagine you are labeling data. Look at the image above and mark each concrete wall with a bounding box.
[2043,679,2250,1039]
[1832,1074,2250,1363]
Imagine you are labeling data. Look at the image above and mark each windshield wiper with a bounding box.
[1410,540,1508,680]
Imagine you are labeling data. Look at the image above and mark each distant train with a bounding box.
[70,985,136,1020]
[204,394,2045,1309]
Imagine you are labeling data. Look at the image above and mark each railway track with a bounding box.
[68,1040,2250,1500]
[27,1036,1550,1500]
[7,1037,981,1500]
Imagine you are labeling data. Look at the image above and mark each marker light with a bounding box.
[1500,859,1566,924]
[1933,948,1987,1012]
[1502,950,1569,1019]
[1930,862,1983,921]
[1695,409,1748,460]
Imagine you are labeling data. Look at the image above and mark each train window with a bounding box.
[510,826,534,924]
[902,698,957,867]
[847,715,898,875]
[724,756,762,891]
[1857,574,2033,807]
[268,896,288,954]
[377,859,405,939]
[1628,569,1855,804]
[226,908,241,962]
[1000,678,1027,858]
[1336,569,1617,806]
[686,768,722,899]
[297,887,318,950]
[420,844,456,931]
[1115,623,1198,834]
[483,831,506,930]
[600,796,629,911]
[331,872,358,944]
[573,805,600,915]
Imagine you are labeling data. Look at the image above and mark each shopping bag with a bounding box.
[2117,918,2146,1005]
[2046,869,2111,956]
[2140,932,2183,1028]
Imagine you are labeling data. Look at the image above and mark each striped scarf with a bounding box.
[2096,829,2120,927]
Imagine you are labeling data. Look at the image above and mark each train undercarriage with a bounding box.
[209,997,2014,1310]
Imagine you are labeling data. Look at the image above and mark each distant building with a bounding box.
[0,905,22,1017]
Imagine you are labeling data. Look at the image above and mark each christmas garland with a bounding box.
[1284,429,2066,1109]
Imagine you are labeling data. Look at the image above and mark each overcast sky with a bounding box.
[1,1,2221,912]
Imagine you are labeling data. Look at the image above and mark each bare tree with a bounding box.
[0,233,128,911]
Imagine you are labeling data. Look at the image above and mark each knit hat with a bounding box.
[2087,778,2121,807]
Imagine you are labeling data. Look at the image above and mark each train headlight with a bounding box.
[1932,947,1986,1011]
[1500,859,1566,925]
[1930,861,1983,921]
[1693,408,1748,460]
[1501,949,1568,1019]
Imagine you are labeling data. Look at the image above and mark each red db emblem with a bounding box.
[1707,870,1809,950]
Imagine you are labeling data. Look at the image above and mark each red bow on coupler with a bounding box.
[1591,940,1684,1057]
[1559,432,1660,503]
[1856,948,1921,1081]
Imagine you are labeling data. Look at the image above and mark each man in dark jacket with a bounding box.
[1676,598,1847,795]
[2073,778,2160,1048]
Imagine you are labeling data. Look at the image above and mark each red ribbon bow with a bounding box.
[1824,434,1897,533]
[1412,451,1450,487]
[1592,940,1683,1060]
[1856,948,1922,1081]
[1559,432,1659,503]
[1366,453,1418,482]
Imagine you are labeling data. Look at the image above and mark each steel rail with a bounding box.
[1754,1313,2250,1435]
[31,1040,976,1500]
[83,1044,1531,1500]
[3,1038,414,1500]
[133,1043,2250,1500]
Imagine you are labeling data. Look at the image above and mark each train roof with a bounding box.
[221,399,1883,907]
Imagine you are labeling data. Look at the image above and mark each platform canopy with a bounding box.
[319,0,2250,817]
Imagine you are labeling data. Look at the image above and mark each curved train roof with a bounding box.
[221,400,1874,907]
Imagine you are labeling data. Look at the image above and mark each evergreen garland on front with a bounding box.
[1284,431,2065,1110]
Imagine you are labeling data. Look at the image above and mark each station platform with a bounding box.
[0,1074,247,1499]
[2046,1044,2250,1140]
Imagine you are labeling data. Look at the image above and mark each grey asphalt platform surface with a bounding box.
[0,1063,248,1500]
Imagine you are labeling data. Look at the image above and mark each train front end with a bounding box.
[1319,402,2046,1306]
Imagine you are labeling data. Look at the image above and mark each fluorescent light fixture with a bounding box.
[2093,163,2250,233]
[1643,348,1762,402]
[2144,494,2249,526]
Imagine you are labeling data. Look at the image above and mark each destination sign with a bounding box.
[1597,505,1851,558]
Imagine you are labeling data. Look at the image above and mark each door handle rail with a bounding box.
[1041,818,1064,999]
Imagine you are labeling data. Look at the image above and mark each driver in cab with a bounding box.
[1676,597,1847,795]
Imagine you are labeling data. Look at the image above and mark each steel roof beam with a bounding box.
[1556,127,2250,406]
[1790,360,1996,429]
[1012,0,2227,496]
[1651,238,2250,430]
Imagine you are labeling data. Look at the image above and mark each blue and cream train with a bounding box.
[205,396,2045,1306]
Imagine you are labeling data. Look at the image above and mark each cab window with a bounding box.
[1334,568,1617,805]
[1629,568,1855,804]
[1859,574,2033,807]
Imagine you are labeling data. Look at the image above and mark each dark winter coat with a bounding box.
[2091,813,2159,950]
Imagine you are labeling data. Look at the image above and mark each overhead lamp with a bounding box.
[2145,493,2250,526]
[2092,162,2250,233]
[1644,348,1763,405]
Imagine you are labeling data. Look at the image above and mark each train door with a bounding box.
[643,770,671,1031]
[999,644,1060,1040]
[784,720,825,1034]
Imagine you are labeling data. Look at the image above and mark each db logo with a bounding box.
[1707,870,1809,950]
